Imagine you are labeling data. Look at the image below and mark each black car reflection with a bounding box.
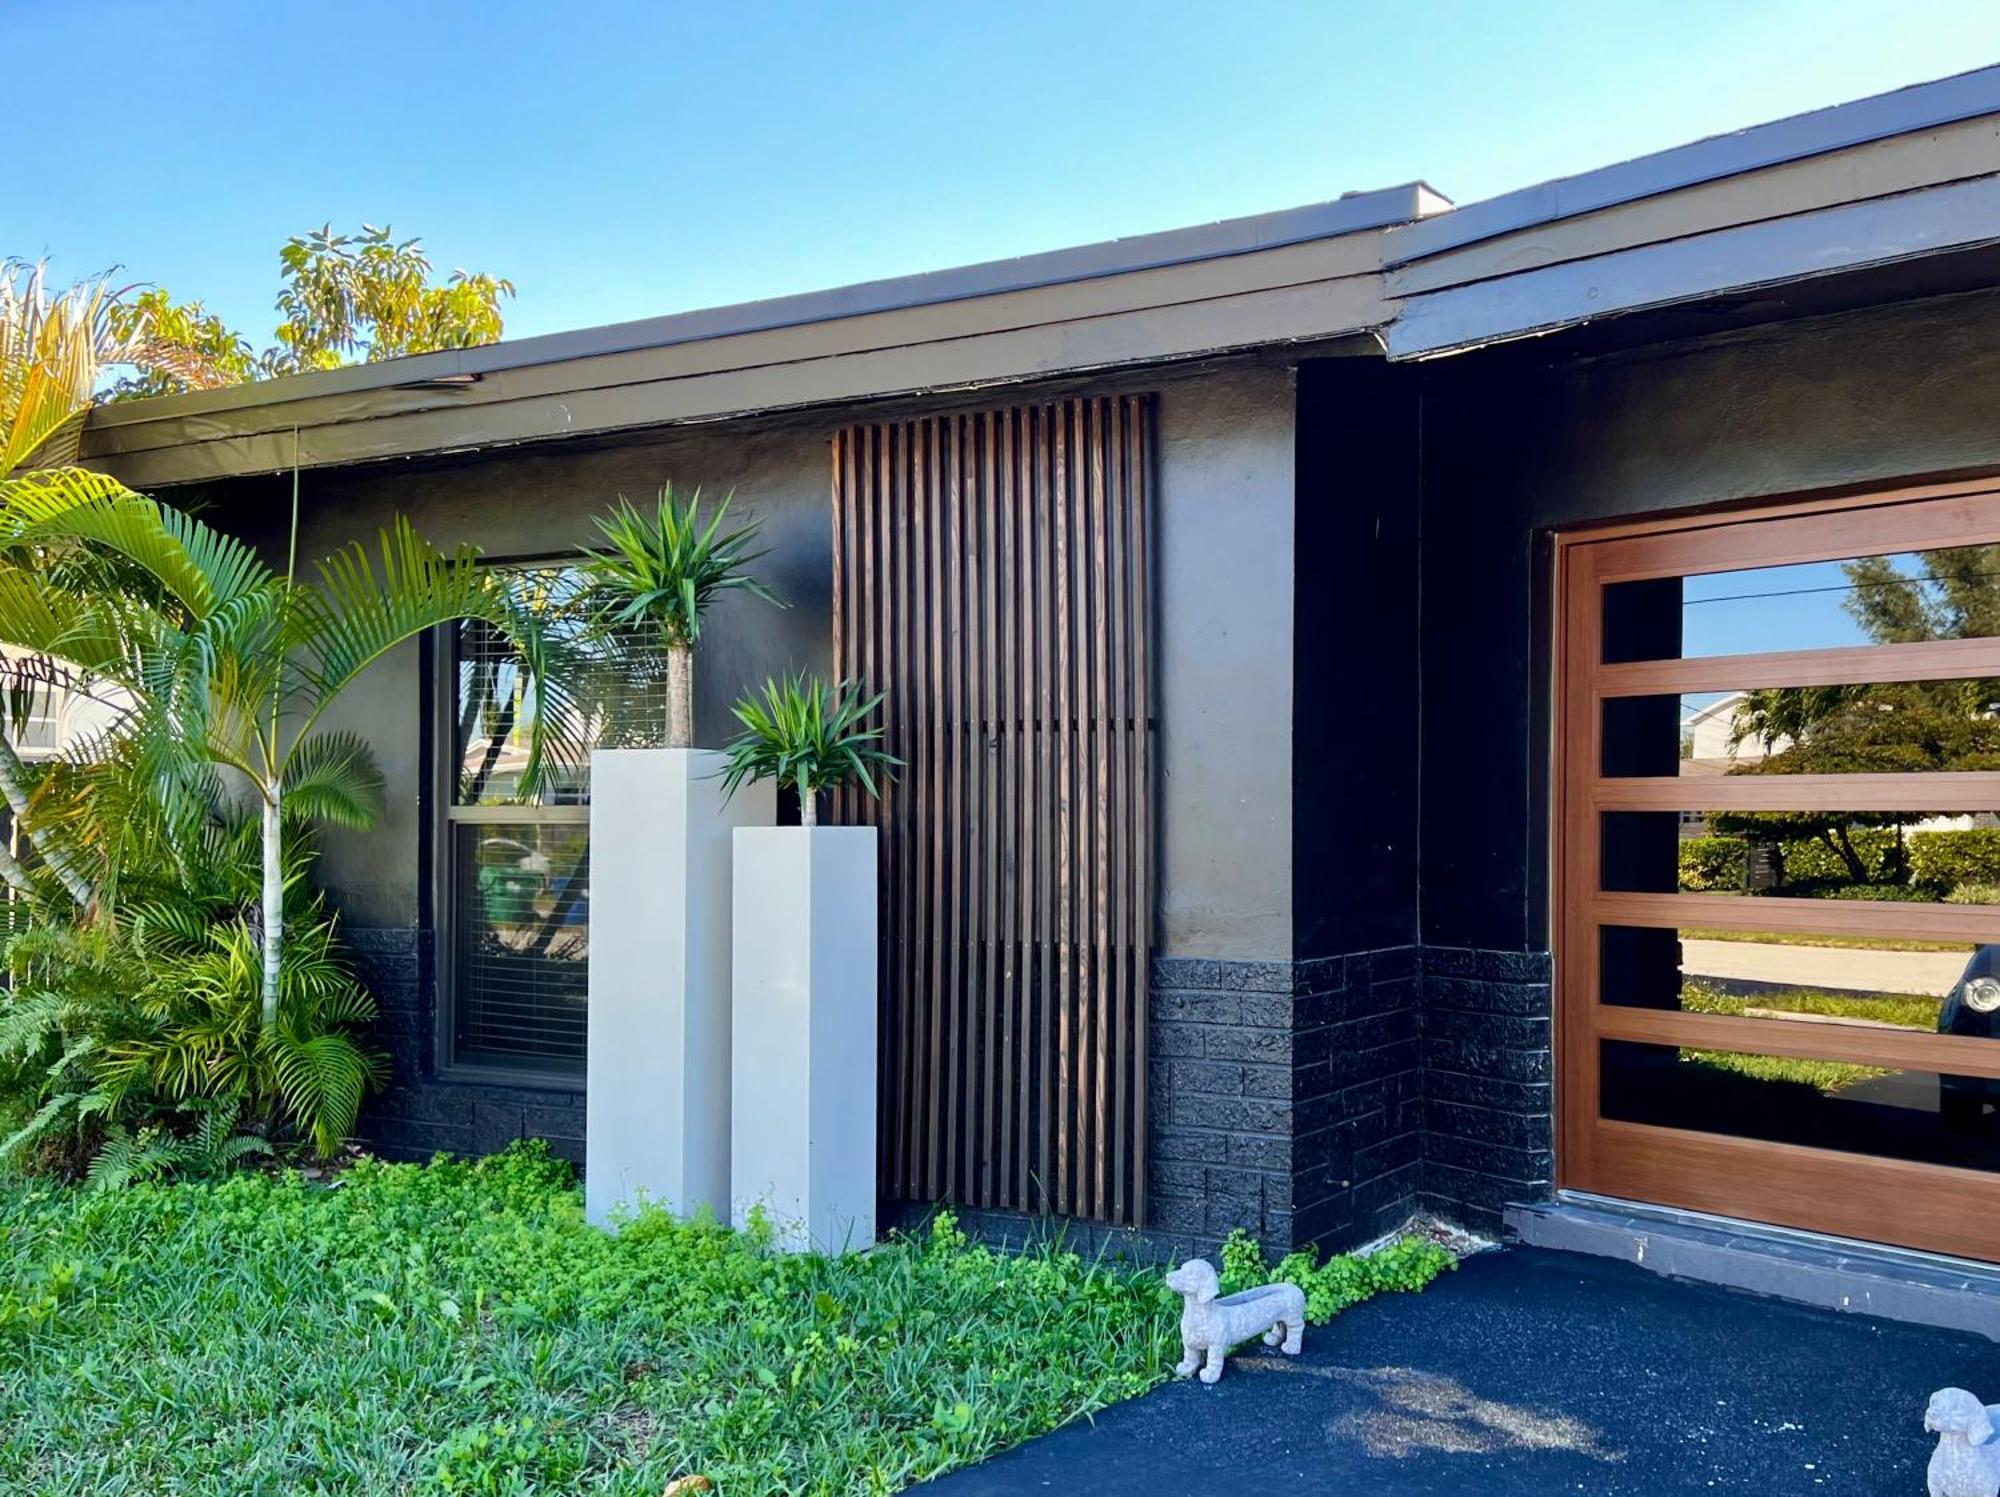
[1939,945,2000,1128]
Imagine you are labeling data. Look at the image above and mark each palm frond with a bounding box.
[282,730,383,830]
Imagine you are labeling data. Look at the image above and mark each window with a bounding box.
[438,566,670,1078]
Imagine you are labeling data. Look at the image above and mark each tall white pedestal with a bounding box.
[730,825,878,1253]
[586,749,773,1228]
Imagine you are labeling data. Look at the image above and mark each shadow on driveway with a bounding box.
[925,1247,2000,1494]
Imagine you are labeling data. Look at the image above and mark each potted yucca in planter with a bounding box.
[720,673,898,1251]
[580,484,784,1230]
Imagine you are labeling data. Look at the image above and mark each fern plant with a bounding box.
[577,485,784,748]
[718,672,899,827]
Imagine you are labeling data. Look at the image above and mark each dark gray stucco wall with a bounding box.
[204,358,1303,1215]
[218,359,1298,957]
[1412,283,2000,1230]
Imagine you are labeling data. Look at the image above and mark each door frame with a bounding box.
[1552,472,2000,1260]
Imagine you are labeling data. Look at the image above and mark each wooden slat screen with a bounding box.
[831,395,1154,1226]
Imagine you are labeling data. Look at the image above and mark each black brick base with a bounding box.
[343,928,1556,1255]
[1420,946,1555,1236]
[347,927,586,1169]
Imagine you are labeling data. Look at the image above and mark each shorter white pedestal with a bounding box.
[730,825,878,1252]
[586,749,773,1228]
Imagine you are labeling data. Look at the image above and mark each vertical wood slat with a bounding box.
[829,395,1154,1227]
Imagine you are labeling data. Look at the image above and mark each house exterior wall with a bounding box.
[1413,283,2000,1233]
[209,358,1300,1204]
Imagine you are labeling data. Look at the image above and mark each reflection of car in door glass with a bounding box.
[1939,945,2000,1128]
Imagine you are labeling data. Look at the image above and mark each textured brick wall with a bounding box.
[345,929,1557,1253]
[1147,956,1299,1256]
[1420,946,1555,1235]
[1291,947,1424,1249]
[347,927,586,1169]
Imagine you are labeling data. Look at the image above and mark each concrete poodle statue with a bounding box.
[1164,1258,1306,1385]
[1926,1387,2000,1497]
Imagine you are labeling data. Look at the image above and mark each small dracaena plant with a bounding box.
[718,672,900,826]
[577,484,785,748]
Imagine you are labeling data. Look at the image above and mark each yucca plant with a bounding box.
[577,484,784,748]
[718,672,899,827]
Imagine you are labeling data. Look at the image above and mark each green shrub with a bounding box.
[1678,836,1747,892]
[1947,882,2000,905]
[1776,828,1900,886]
[1217,1227,1455,1325]
[1909,829,2000,894]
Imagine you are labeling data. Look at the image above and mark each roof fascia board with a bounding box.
[94,277,1387,489]
[86,182,1443,433]
[87,233,1385,462]
[1385,172,2000,360]
[1389,113,2000,299]
[1385,64,2000,266]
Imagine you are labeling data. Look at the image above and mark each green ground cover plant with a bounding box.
[1217,1226,1456,1322]
[0,1145,1459,1495]
[0,1145,1163,1495]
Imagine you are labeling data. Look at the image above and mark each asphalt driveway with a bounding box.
[924,1246,2000,1495]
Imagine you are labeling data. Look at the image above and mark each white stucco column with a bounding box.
[730,824,878,1253]
[586,749,773,1228]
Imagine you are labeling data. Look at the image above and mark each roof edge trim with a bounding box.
[1385,63,2000,265]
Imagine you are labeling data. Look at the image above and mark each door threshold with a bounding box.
[1505,1193,2000,1342]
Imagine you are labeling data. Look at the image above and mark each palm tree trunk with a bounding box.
[798,767,816,828]
[0,827,36,901]
[260,787,283,1029]
[666,643,693,749]
[0,733,90,911]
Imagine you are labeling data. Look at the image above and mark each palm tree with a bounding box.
[0,479,578,1027]
[0,261,167,911]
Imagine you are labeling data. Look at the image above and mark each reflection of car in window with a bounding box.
[476,836,549,925]
[1938,946,2000,1129]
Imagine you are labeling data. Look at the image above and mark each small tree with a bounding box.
[0,483,573,1028]
[577,485,783,749]
[718,673,898,826]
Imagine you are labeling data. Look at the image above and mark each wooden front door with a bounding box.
[1556,478,2000,1260]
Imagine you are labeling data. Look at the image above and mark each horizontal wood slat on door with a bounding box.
[1595,635,2000,697]
[1592,771,2000,812]
[830,396,1154,1227]
[1593,1006,2000,1082]
[1592,889,1999,942]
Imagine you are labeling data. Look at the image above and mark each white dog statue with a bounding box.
[1926,1388,2000,1497]
[1164,1258,1306,1385]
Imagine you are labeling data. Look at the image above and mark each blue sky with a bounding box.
[18,0,2000,347]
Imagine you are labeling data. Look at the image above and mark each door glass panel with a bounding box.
[1597,924,1979,1040]
[1603,684,2000,778]
[1602,541,2000,663]
[1600,1039,2000,1172]
[1602,809,2000,902]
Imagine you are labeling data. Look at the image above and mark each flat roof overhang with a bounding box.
[74,63,2000,486]
[79,184,1445,489]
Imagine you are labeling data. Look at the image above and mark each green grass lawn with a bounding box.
[0,1146,1172,1496]
[0,1144,1453,1496]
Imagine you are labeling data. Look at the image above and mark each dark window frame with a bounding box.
[430,557,596,1090]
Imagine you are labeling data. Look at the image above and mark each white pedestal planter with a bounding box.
[586,749,774,1228]
[730,825,878,1252]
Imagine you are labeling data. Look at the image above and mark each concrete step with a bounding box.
[1505,1194,2000,1340]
